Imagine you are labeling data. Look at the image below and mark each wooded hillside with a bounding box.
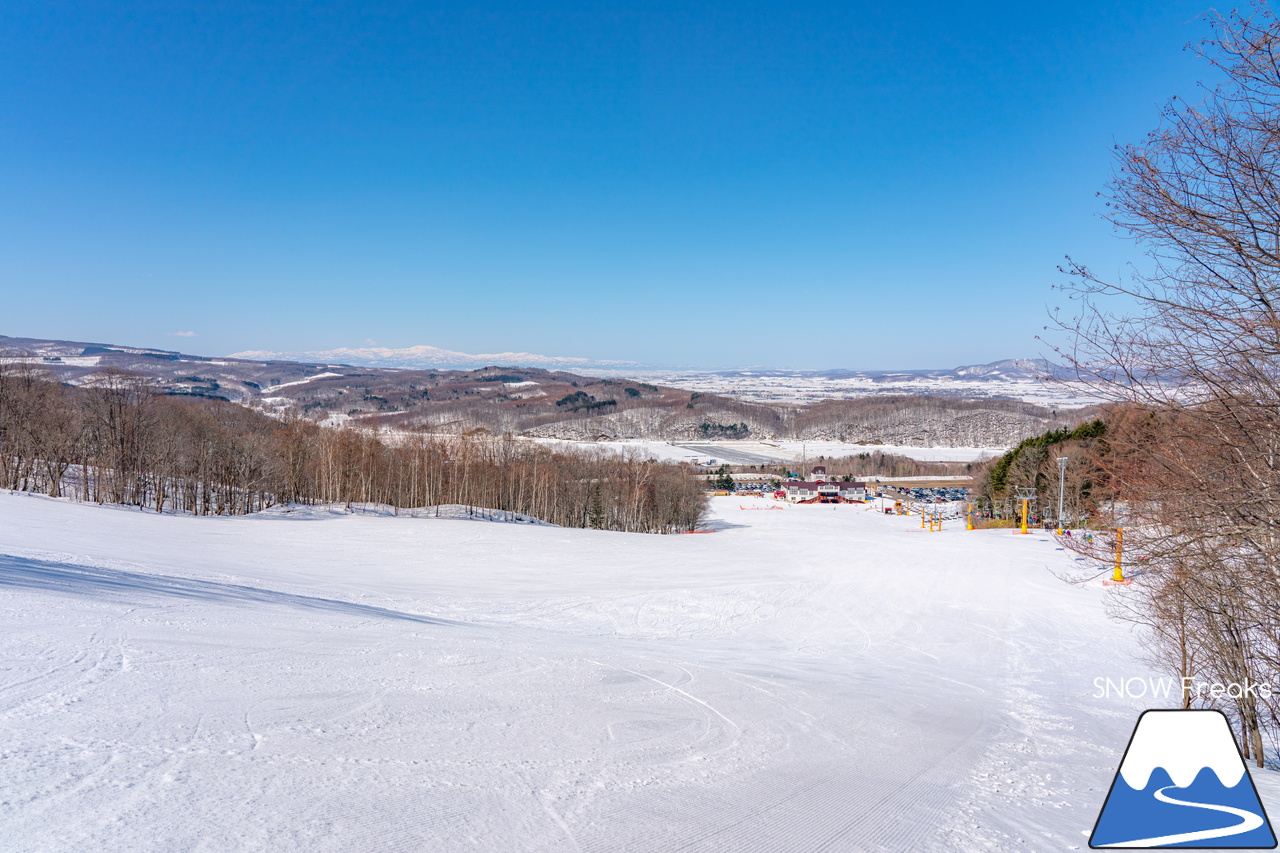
[0,366,706,533]
[1,336,1091,449]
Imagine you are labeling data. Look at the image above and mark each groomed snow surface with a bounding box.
[2,492,1275,852]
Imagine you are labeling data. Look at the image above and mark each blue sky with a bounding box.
[0,1,1219,369]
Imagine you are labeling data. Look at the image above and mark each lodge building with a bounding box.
[780,467,868,503]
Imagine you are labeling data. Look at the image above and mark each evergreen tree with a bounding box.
[712,465,735,491]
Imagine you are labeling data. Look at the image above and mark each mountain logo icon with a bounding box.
[1091,709,1276,848]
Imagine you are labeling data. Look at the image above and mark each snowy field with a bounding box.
[2,492,1276,852]
[618,370,1100,408]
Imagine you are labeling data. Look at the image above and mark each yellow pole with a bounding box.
[1113,527,1124,582]
[966,503,974,531]
[1019,498,1029,534]
[921,510,926,529]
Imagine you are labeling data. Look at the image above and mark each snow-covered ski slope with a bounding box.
[2,492,1275,852]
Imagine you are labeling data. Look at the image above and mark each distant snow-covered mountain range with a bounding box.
[229,344,642,372]
[622,358,1090,407]
[2,333,1088,406]
[229,344,1069,383]
[224,345,1090,406]
[0,334,1096,444]
[715,358,1074,384]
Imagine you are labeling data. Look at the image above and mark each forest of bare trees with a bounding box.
[788,396,1084,446]
[742,449,974,480]
[1051,6,1280,762]
[0,366,707,533]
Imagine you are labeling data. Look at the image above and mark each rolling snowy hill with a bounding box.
[0,334,1092,447]
[625,359,1094,408]
[229,343,642,372]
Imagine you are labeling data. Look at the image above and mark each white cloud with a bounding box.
[168,331,198,337]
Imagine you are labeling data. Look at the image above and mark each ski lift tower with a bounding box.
[1056,457,1069,534]
[1014,486,1037,535]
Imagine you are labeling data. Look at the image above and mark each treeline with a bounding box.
[969,418,1109,521]
[984,419,1106,494]
[0,367,707,533]
[805,450,972,479]
[1045,8,1280,763]
[789,396,1084,446]
[1013,402,1280,764]
[1082,405,1280,763]
[519,392,786,441]
[733,450,972,482]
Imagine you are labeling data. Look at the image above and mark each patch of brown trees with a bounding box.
[799,450,972,480]
[0,366,706,533]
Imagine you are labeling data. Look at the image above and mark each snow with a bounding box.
[259,502,556,525]
[318,411,352,428]
[230,345,639,372]
[264,371,345,391]
[0,356,102,367]
[617,370,1101,408]
[2,491,1276,851]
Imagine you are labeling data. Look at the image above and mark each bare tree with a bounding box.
[1053,5,1280,760]
[0,370,707,534]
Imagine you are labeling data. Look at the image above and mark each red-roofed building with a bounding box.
[782,468,866,503]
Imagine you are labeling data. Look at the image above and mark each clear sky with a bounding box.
[0,1,1220,369]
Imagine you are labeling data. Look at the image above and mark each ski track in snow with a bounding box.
[0,491,1277,851]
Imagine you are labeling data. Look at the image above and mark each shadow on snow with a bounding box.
[0,553,461,627]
